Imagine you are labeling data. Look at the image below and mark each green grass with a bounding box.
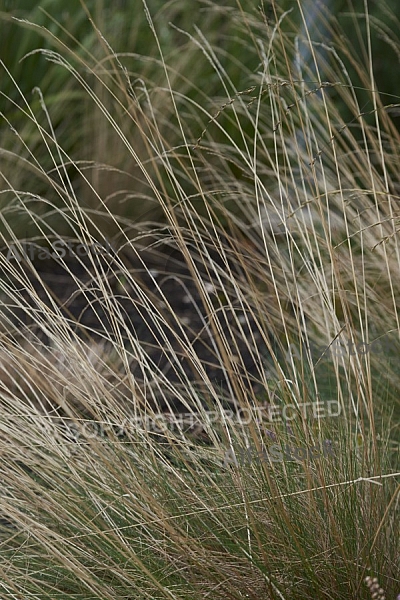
[0,0,399,598]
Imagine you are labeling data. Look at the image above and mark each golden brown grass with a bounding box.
[0,1,399,598]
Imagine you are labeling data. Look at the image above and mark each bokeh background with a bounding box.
[1,0,399,243]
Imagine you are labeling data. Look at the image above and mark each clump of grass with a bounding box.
[0,1,399,598]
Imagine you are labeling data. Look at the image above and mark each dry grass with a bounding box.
[0,1,399,598]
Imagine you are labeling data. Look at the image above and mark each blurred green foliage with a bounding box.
[1,0,399,241]
[2,0,399,140]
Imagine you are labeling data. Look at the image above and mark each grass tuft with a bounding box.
[0,1,399,598]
